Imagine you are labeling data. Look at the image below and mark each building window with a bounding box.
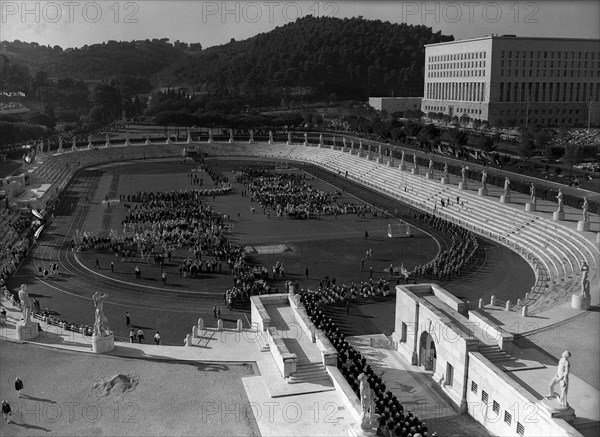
[493,400,500,414]
[482,390,488,403]
[504,411,512,425]
[517,422,525,436]
[446,362,454,387]
[401,322,407,342]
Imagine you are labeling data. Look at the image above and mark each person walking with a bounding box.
[154,331,161,345]
[129,329,136,343]
[14,377,23,398]
[2,400,11,424]
[125,312,130,327]
[95,257,101,269]
[110,261,114,273]
[346,301,350,315]
[369,267,373,279]
[305,266,309,279]
[161,271,167,285]
[137,329,145,343]
[213,305,217,318]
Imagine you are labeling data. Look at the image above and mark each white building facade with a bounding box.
[421,36,600,127]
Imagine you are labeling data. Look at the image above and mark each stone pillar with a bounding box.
[505,300,511,311]
[217,319,223,332]
[185,333,193,346]
[525,202,536,212]
[458,182,468,190]
[237,319,243,332]
[553,211,565,221]
[478,187,488,196]
[440,176,449,184]
[490,295,496,306]
[198,318,204,332]
[500,194,510,203]
[521,305,528,317]
[478,298,484,309]
[92,333,115,353]
[192,326,198,339]
[571,293,591,310]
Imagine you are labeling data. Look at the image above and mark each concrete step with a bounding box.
[288,362,331,385]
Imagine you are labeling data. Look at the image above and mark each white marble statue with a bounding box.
[547,351,571,407]
[582,197,589,222]
[413,153,417,165]
[580,261,590,297]
[442,162,448,179]
[481,169,488,188]
[461,165,467,183]
[249,129,254,142]
[229,129,234,141]
[92,292,112,337]
[58,136,63,149]
[429,159,434,170]
[530,183,536,204]
[556,189,564,212]
[400,150,405,164]
[18,284,33,324]
[358,373,374,430]
[503,177,510,196]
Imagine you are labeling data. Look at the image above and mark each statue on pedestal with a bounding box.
[105,133,110,146]
[229,129,234,142]
[72,137,77,149]
[249,129,254,143]
[342,137,346,147]
[400,150,405,164]
[582,197,589,222]
[304,132,308,144]
[208,129,213,142]
[287,131,292,143]
[530,183,536,204]
[269,131,273,143]
[546,351,571,407]
[442,162,448,179]
[92,292,112,338]
[319,134,323,145]
[413,153,417,166]
[428,159,434,171]
[481,169,487,188]
[580,261,590,297]
[503,177,511,196]
[358,373,374,430]
[58,136,63,150]
[18,284,33,324]
[556,189,564,212]
[461,165,467,183]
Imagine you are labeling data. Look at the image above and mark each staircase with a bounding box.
[478,345,517,364]
[288,361,331,385]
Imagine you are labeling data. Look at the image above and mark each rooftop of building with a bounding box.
[425,35,600,47]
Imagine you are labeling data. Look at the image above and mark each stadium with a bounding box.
[1,132,598,436]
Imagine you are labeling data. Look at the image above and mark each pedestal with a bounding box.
[478,187,487,196]
[571,293,591,310]
[411,167,419,175]
[387,159,394,167]
[500,194,510,203]
[267,140,272,145]
[229,139,234,144]
[145,139,150,146]
[440,176,449,185]
[377,156,384,163]
[425,172,433,180]
[399,163,406,171]
[525,202,536,212]
[348,424,378,437]
[539,399,575,424]
[553,211,565,221]
[92,333,115,353]
[577,221,590,232]
[286,141,292,146]
[458,182,467,190]
[165,138,171,145]
[125,140,131,146]
[16,321,39,341]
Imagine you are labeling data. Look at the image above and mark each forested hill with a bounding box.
[153,15,453,101]
[0,39,189,80]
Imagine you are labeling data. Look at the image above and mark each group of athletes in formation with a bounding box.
[300,292,436,437]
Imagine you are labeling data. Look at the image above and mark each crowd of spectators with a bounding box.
[411,214,478,281]
[299,291,435,437]
[237,167,366,219]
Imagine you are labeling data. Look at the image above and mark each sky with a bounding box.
[1,0,599,49]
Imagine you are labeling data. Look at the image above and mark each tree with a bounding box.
[562,143,584,181]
